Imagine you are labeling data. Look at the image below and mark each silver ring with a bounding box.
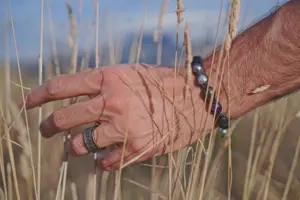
[83,124,102,153]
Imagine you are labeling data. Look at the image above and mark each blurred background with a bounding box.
[2,0,300,200]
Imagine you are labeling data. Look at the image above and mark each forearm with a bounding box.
[203,0,300,119]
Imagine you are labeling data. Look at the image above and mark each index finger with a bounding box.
[23,68,104,109]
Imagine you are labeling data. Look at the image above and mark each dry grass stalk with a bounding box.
[48,190,55,200]
[66,3,79,74]
[152,1,169,199]
[95,0,100,69]
[282,136,300,200]
[176,0,184,24]
[7,0,38,198]
[0,187,4,200]
[204,118,241,198]
[4,1,12,123]
[171,0,188,185]
[60,158,69,200]
[185,1,225,199]
[196,0,241,199]
[70,182,78,200]
[7,163,12,200]
[100,171,110,200]
[168,2,185,198]
[0,146,7,200]
[262,98,288,200]
[225,0,240,51]
[20,153,33,200]
[53,4,81,200]
[215,1,240,198]
[46,0,61,75]
[107,15,116,65]
[154,0,168,65]
[123,178,167,200]
[85,174,94,200]
[135,0,148,64]
[112,117,130,200]
[247,106,273,199]
[93,1,100,199]
[129,34,139,64]
[183,23,192,101]
[1,106,20,200]
[242,110,259,200]
[8,101,33,200]
[37,1,45,199]
[54,164,65,200]
[0,102,8,200]
[174,0,184,73]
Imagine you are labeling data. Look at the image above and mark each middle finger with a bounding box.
[40,95,106,138]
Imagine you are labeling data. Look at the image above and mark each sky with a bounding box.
[0,0,286,60]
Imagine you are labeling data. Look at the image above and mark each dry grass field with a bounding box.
[1,0,300,200]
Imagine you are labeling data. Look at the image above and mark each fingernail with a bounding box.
[39,121,52,138]
[105,167,113,171]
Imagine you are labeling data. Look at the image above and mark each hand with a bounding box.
[23,64,214,171]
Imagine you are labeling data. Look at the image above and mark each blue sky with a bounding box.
[0,0,285,60]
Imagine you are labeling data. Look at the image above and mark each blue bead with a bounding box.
[211,99,222,116]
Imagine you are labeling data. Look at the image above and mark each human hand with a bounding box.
[22,63,214,171]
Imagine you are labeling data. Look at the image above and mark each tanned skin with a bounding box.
[23,0,300,170]
[204,0,300,118]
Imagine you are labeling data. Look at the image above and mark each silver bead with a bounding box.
[192,64,204,75]
[197,74,208,85]
[220,128,227,137]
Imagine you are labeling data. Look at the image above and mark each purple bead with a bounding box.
[211,100,222,116]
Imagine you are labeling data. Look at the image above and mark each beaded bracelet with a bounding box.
[191,56,229,137]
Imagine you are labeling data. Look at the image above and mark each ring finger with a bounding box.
[68,123,124,156]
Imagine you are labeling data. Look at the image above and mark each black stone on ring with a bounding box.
[83,125,102,153]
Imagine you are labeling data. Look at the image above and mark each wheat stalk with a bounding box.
[282,135,300,200]
[183,23,192,101]
[1,107,20,200]
[37,0,45,199]
[46,0,60,75]
[262,98,288,200]
[242,110,259,200]
[7,163,12,200]
[7,0,38,198]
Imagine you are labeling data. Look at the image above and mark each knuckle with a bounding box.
[51,110,66,129]
[106,96,125,112]
[46,77,62,96]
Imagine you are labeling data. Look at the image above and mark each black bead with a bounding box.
[200,82,208,92]
[218,114,229,129]
[207,87,214,100]
[192,56,202,63]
